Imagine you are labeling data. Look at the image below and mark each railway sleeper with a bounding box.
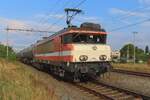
[88,86,106,91]
[93,85,103,88]
[103,90,120,95]
[97,88,113,93]
[94,86,106,90]
[117,95,136,100]
[96,89,134,100]
[110,93,129,99]
[103,90,120,94]
[109,95,134,100]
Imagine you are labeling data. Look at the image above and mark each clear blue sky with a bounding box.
[0,0,149,51]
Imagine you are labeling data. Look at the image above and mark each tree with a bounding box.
[0,44,16,60]
[120,43,147,62]
[145,45,149,54]
[120,44,134,59]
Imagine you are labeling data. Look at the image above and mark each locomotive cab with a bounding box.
[61,32,111,62]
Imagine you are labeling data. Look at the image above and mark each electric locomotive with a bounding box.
[18,8,112,82]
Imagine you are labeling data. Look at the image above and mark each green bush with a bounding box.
[0,44,16,60]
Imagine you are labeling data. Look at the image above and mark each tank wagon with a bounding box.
[18,22,112,81]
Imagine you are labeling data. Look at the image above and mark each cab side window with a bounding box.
[62,34,72,44]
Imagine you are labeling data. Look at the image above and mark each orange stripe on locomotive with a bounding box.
[35,56,73,62]
[34,30,107,62]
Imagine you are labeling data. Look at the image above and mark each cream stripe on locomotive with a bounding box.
[35,44,111,62]
[35,51,71,57]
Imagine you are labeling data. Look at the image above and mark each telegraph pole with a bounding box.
[6,26,9,59]
[133,32,138,64]
[127,43,129,63]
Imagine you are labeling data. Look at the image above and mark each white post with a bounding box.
[127,43,129,62]
[133,32,137,64]
[6,26,9,59]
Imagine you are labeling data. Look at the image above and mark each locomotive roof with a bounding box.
[19,23,107,53]
[35,22,107,46]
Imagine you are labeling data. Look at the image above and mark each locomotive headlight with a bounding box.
[99,55,107,60]
[79,55,88,61]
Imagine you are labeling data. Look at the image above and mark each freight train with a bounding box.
[17,22,112,81]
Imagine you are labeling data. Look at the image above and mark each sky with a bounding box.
[0,0,150,52]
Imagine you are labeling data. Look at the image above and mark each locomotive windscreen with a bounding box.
[62,33,107,44]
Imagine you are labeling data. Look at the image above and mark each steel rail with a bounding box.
[112,69,150,78]
[72,81,148,100]
[93,81,150,100]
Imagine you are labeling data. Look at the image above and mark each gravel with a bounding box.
[99,72,150,97]
[19,63,103,100]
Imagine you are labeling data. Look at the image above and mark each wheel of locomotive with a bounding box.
[73,71,80,82]
[80,73,89,82]
[58,68,65,78]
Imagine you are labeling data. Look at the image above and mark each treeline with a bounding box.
[0,44,16,60]
[120,44,150,63]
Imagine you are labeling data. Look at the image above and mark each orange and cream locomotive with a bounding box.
[18,22,112,81]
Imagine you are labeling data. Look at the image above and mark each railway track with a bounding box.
[112,69,150,78]
[28,63,150,99]
[73,81,150,100]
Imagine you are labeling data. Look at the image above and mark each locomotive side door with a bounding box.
[58,36,64,69]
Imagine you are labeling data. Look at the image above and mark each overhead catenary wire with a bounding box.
[73,0,87,8]
[5,0,73,36]
[32,0,75,37]
[109,18,150,32]
[38,0,61,24]
[6,0,87,34]
[48,0,87,30]
[39,0,72,25]
[25,0,71,37]
[6,28,55,33]
[26,0,61,34]
[8,0,149,34]
[107,6,150,27]
[30,0,70,37]
[112,6,150,21]
[5,17,150,37]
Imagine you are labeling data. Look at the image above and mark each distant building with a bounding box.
[111,50,121,62]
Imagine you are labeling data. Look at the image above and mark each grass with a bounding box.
[0,58,58,100]
[112,63,150,73]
